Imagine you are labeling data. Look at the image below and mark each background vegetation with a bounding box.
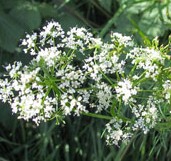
[0,0,171,160]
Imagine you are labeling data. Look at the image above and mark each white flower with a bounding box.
[95,82,112,112]
[89,37,103,48]
[115,79,138,104]
[0,79,13,102]
[6,62,22,78]
[106,118,133,145]
[35,47,61,67]
[40,21,65,46]
[111,32,133,46]
[21,33,37,52]
[162,80,171,102]
[63,27,93,52]
[131,97,159,134]
[60,93,88,116]
[10,91,56,125]
[127,47,164,80]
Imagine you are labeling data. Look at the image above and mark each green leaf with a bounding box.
[98,0,112,13]
[0,0,23,10]
[58,12,85,30]
[37,3,58,18]
[0,1,42,52]
[138,5,166,38]
[9,2,41,31]
[0,11,24,52]
[114,1,171,40]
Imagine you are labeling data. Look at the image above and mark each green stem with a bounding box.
[82,112,112,120]
[100,70,114,85]
[114,133,137,161]
[100,4,126,38]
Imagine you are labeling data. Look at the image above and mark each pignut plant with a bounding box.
[0,21,171,146]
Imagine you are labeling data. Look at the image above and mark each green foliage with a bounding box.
[0,0,59,52]
[9,3,41,31]
[115,0,171,40]
[0,11,24,52]
[0,1,36,52]
[0,105,118,161]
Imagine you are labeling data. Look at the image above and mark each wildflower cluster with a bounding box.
[0,21,171,146]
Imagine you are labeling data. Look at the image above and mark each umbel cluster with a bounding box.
[0,21,171,145]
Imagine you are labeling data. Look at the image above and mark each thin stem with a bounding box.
[82,112,112,120]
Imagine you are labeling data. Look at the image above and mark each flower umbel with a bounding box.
[0,21,170,146]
